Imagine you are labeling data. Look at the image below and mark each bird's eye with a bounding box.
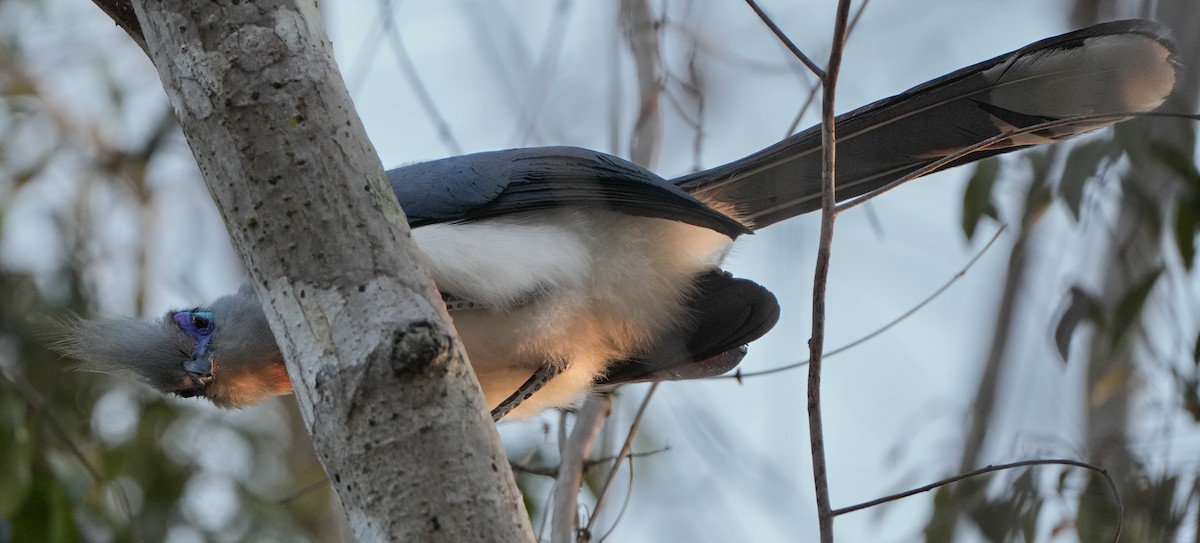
[191,313,212,331]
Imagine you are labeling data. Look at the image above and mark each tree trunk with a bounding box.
[123,1,535,540]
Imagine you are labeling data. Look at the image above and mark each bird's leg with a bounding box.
[490,364,563,421]
[441,292,565,421]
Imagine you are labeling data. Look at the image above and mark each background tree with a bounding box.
[926,1,1200,541]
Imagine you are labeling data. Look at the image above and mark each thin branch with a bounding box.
[345,2,387,93]
[686,40,707,172]
[809,2,855,541]
[831,458,1124,543]
[377,0,463,155]
[718,223,1008,380]
[582,382,659,541]
[88,0,147,53]
[538,477,558,542]
[620,0,664,168]
[516,0,573,145]
[596,455,636,543]
[511,447,671,478]
[836,111,1200,214]
[551,394,613,543]
[743,0,825,79]
[278,475,331,504]
[784,0,871,136]
[607,1,624,156]
[511,463,563,479]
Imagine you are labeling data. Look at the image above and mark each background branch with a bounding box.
[808,1,855,541]
[743,0,825,79]
[551,395,613,543]
[89,0,146,52]
[582,382,659,541]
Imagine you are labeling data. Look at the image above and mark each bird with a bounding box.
[53,20,1179,419]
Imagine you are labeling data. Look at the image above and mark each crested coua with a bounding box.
[54,21,1180,419]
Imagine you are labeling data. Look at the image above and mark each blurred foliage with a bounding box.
[1155,144,1200,270]
[960,157,999,242]
[931,0,1200,538]
[0,1,340,541]
[936,128,1200,541]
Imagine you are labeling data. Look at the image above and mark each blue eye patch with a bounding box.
[173,311,215,343]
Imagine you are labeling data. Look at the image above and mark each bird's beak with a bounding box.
[184,339,216,384]
[175,347,214,399]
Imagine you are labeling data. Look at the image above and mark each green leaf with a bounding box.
[1020,148,1054,229]
[1026,147,1052,182]
[1151,143,1200,194]
[923,485,963,543]
[1055,287,1102,362]
[1141,475,1181,534]
[1177,369,1200,422]
[0,391,32,517]
[10,464,81,543]
[1193,330,1200,366]
[1175,199,1197,269]
[961,159,1000,241]
[1023,179,1053,230]
[1058,139,1114,221]
[1110,267,1163,348]
[1077,473,1120,542]
[1155,144,1200,270]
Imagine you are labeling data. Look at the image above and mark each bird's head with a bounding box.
[53,283,291,408]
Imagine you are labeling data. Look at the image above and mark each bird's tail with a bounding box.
[674,20,1179,229]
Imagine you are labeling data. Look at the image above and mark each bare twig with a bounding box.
[718,223,1008,380]
[516,0,572,144]
[620,0,664,168]
[808,2,855,541]
[377,0,463,154]
[511,447,671,478]
[784,0,871,136]
[596,456,636,543]
[607,2,624,155]
[512,463,564,478]
[582,383,659,541]
[686,41,706,171]
[538,478,558,542]
[89,0,147,53]
[278,475,331,504]
[345,3,387,92]
[831,458,1124,543]
[743,0,825,79]
[551,394,613,543]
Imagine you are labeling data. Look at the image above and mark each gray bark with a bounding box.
[127,1,534,540]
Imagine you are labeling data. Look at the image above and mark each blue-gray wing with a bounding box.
[388,146,750,238]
